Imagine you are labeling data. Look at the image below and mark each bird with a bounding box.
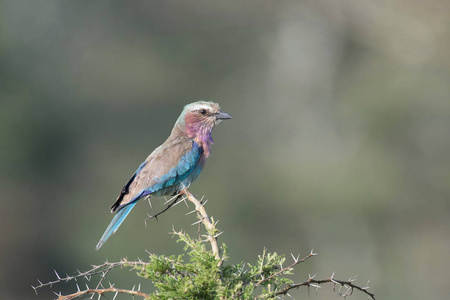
[95,101,232,250]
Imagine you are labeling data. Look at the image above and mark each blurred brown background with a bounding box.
[1,1,450,299]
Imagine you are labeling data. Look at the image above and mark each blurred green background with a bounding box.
[2,1,450,299]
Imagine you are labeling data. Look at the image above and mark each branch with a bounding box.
[57,286,149,300]
[254,250,317,287]
[274,273,375,300]
[183,189,221,262]
[143,189,222,264]
[32,259,149,295]
[145,194,184,225]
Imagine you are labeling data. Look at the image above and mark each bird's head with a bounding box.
[176,101,232,156]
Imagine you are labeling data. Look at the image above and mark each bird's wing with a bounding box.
[111,138,202,212]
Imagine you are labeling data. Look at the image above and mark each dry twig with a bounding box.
[274,273,375,300]
[57,286,149,300]
[32,259,149,298]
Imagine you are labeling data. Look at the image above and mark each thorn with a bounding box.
[76,283,80,291]
[191,219,202,226]
[241,262,246,272]
[290,253,296,262]
[362,280,370,290]
[310,249,318,256]
[213,231,223,238]
[147,197,152,209]
[54,269,61,279]
[185,210,196,215]
[308,273,316,280]
[172,198,184,207]
[113,291,118,300]
[138,283,141,291]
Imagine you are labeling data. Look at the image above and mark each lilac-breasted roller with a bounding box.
[95,101,232,250]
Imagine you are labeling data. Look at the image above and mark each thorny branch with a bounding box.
[254,250,317,287]
[182,189,221,262]
[32,259,151,299]
[274,272,375,300]
[144,193,184,225]
[145,189,222,262]
[259,250,375,299]
[56,286,149,300]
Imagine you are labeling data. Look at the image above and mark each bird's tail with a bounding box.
[95,202,137,250]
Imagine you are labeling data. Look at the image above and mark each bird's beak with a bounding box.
[215,111,233,120]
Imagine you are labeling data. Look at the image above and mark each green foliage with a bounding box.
[132,231,293,299]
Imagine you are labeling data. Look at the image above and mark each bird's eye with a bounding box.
[199,109,207,115]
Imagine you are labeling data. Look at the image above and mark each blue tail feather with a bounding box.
[95,202,137,250]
